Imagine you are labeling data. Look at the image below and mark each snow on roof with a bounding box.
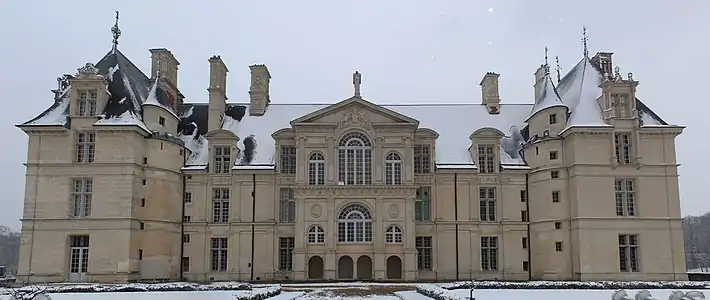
[20,89,71,126]
[178,127,209,166]
[142,78,179,119]
[201,103,531,167]
[561,58,608,127]
[525,73,567,122]
[94,109,150,132]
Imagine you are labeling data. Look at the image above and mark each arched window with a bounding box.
[384,152,402,185]
[337,203,373,243]
[338,132,372,185]
[308,225,325,244]
[385,225,403,244]
[308,152,325,185]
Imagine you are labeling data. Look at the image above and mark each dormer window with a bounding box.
[477,144,496,173]
[158,117,165,126]
[213,146,231,174]
[614,132,632,164]
[549,113,557,125]
[78,90,98,116]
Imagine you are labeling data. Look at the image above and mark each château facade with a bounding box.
[16,31,687,283]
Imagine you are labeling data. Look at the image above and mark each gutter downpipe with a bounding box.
[250,173,256,281]
[179,147,187,281]
[525,172,532,280]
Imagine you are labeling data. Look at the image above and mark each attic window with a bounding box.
[78,90,98,116]
[549,114,557,125]
[159,117,165,126]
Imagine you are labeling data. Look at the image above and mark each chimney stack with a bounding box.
[249,64,271,116]
[207,55,228,132]
[532,64,547,100]
[149,48,180,88]
[590,52,613,79]
[479,72,501,114]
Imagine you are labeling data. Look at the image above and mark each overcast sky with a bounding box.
[0,1,707,231]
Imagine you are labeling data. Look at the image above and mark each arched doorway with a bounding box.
[337,255,354,279]
[308,256,324,279]
[356,255,373,280]
[386,256,402,279]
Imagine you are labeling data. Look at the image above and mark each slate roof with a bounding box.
[19,49,671,170]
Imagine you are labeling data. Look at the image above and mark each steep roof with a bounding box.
[18,49,153,129]
[525,72,567,122]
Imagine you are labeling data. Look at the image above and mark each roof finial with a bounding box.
[111,11,121,51]
[555,56,562,83]
[582,25,589,57]
[543,46,550,75]
[353,71,362,98]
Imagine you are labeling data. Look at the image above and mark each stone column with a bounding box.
[405,137,414,183]
[296,137,306,183]
[374,196,386,279]
[292,192,307,280]
[326,137,336,183]
[374,136,384,183]
[325,196,337,279]
[404,191,418,280]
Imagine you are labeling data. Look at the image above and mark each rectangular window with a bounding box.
[75,132,95,163]
[212,188,230,223]
[415,187,431,221]
[551,170,559,179]
[415,236,433,270]
[522,237,528,249]
[141,198,145,207]
[69,235,90,274]
[138,249,143,260]
[278,237,295,271]
[279,188,296,223]
[183,191,192,204]
[77,90,98,116]
[549,151,558,160]
[140,222,145,230]
[158,116,165,126]
[615,133,632,164]
[520,190,527,202]
[555,241,563,252]
[280,146,297,174]
[615,179,636,216]
[183,215,191,222]
[523,261,530,271]
[182,257,190,272]
[552,191,560,203]
[210,237,228,272]
[619,234,640,272]
[182,234,191,244]
[477,144,496,173]
[213,146,231,174]
[414,145,431,173]
[554,222,562,229]
[549,113,557,124]
[70,178,92,217]
[481,236,498,271]
[520,210,528,222]
[479,187,496,222]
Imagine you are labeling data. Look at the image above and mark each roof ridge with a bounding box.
[183,102,535,106]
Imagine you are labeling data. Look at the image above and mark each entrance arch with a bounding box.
[356,255,373,280]
[386,255,402,279]
[308,256,324,279]
[337,255,354,279]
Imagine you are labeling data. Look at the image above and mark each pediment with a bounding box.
[290,97,419,128]
[204,129,239,140]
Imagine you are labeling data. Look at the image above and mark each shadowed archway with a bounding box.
[386,255,402,279]
[356,255,373,280]
[337,255,354,279]
[308,256,324,279]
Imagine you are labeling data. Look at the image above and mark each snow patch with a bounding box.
[180,105,194,118]
[108,64,119,82]
[94,110,150,132]
[23,95,70,126]
[121,72,141,113]
[178,129,209,166]
[525,74,567,122]
[142,80,179,119]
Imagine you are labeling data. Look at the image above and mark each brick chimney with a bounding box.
[248,64,271,116]
[590,52,613,79]
[208,55,228,132]
[533,64,546,100]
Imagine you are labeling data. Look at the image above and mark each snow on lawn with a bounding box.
[445,289,709,300]
[395,290,435,300]
[0,286,285,300]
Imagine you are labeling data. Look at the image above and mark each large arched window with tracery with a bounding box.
[385,152,402,185]
[337,203,373,243]
[338,132,372,185]
[308,152,325,185]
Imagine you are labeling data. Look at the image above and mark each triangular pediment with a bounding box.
[290,96,419,127]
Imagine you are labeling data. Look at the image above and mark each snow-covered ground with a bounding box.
[445,289,707,300]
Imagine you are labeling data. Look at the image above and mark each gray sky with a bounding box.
[0,1,707,231]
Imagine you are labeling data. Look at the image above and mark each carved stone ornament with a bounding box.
[388,203,400,218]
[477,175,500,184]
[76,63,103,80]
[211,176,231,185]
[310,204,322,218]
[339,107,371,129]
[294,186,416,198]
